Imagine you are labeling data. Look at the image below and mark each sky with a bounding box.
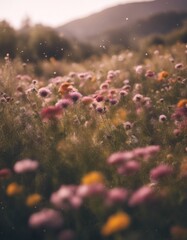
[0,0,150,28]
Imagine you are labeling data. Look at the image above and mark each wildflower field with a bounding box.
[0,43,187,240]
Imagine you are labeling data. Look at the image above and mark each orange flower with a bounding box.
[81,171,105,185]
[58,82,74,95]
[101,212,131,236]
[170,225,187,239]
[177,99,187,108]
[179,158,187,178]
[6,182,23,196]
[26,193,42,207]
[157,71,169,81]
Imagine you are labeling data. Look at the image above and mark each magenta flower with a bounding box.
[96,106,106,113]
[38,87,51,98]
[172,107,187,120]
[129,186,154,206]
[0,168,12,178]
[55,99,73,109]
[145,70,155,78]
[14,159,39,173]
[150,164,173,182]
[109,98,118,105]
[96,95,104,102]
[68,92,82,102]
[58,230,75,240]
[41,105,62,120]
[29,208,63,229]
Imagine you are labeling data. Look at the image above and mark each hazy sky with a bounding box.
[0,0,150,28]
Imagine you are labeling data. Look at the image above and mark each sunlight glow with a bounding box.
[0,0,151,28]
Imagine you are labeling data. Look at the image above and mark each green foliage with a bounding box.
[0,21,17,58]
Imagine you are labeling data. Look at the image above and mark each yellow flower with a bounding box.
[157,71,169,81]
[177,99,187,108]
[112,108,127,126]
[26,193,42,207]
[81,171,105,185]
[101,212,131,236]
[6,182,23,196]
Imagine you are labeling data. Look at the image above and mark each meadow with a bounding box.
[0,43,187,240]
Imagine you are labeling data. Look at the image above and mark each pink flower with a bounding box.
[107,151,134,165]
[117,161,140,175]
[105,188,128,206]
[175,63,183,69]
[135,65,143,74]
[100,83,109,90]
[123,121,133,131]
[129,186,154,206]
[159,114,167,122]
[69,196,83,209]
[81,96,94,105]
[150,164,173,181]
[76,184,106,198]
[14,159,39,173]
[41,105,62,120]
[132,94,144,103]
[50,185,82,209]
[119,90,128,97]
[29,208,63,229]
[133,146,160,160]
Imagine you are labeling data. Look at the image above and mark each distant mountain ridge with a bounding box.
[57,0,187,41]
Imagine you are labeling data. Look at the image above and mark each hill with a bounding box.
[57,0,187,41]
[100,11,187,48]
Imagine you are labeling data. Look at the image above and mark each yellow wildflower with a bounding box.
[112,108,127,126]
[101,212,131,236]
[81,171,105,185]
[26,193,42,207]
[177,99,187,108]
[6,182,23,196]
[157,71,169,81]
